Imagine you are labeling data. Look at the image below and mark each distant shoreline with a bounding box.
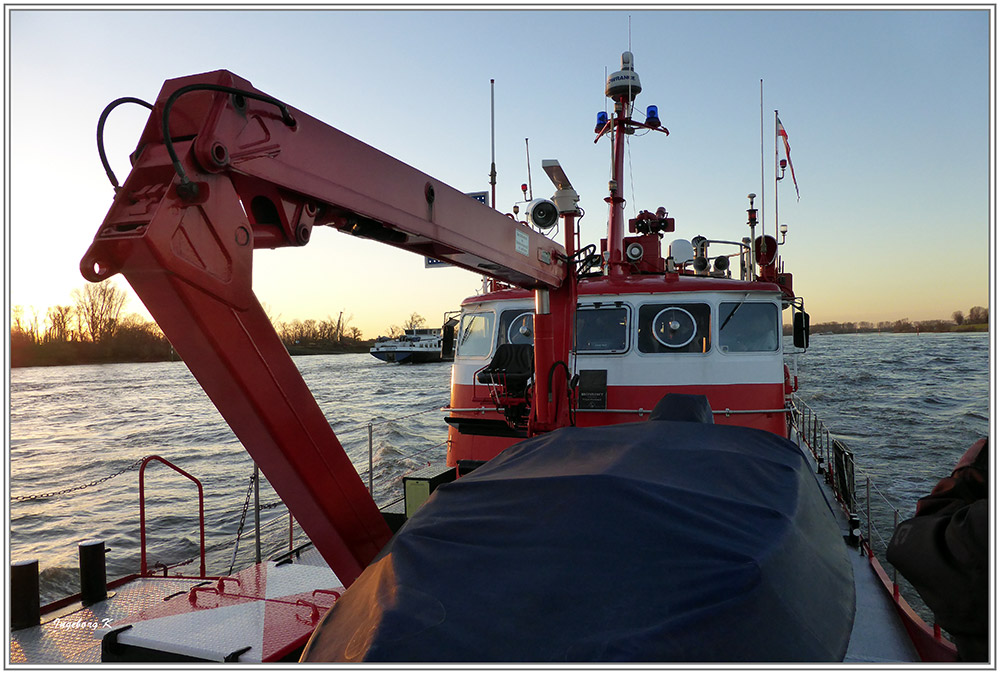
[781,323,988,337]
[10,328,987,369]
[10,343,373,369]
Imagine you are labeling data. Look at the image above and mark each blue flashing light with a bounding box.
[646,105,661,128]
[595,111,609,133]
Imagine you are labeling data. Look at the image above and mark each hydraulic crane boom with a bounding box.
[82,70,567,585]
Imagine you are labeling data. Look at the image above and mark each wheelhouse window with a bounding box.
[498,309,534,346]
[576,306,629,353]
[638,303,712,353]
[456,312,495,357]
[718,302,779,353]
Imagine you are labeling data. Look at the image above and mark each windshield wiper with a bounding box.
[720,293,750,332]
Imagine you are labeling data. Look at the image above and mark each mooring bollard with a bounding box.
[11,559,40,630]
[79,540,107,606]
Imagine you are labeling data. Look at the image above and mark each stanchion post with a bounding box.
[79,540,107,606]
[253,464,261,565]
[368,422,374,496]
[11,559,40,630]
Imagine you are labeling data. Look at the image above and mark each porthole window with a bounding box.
[498,309,534,346]
[638,303,711,354]
[651,306,697,348]
[506,312,534,345]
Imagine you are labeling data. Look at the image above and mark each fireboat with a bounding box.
[9,50,957,663]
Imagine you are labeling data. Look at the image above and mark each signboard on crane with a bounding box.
[425,191,490,268]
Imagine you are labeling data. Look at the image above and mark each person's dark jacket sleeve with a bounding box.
[886,438,988,662]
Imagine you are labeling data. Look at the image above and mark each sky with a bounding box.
[6,7,993,339]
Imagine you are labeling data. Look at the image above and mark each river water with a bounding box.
[9,333,991,605]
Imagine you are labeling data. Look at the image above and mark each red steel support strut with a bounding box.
[82,70,568,585]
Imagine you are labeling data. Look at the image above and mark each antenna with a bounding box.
[490,79,497,209]
[525,138,533,200]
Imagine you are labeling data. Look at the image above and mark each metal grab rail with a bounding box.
[788,394,957,661]
[139,455,206,578]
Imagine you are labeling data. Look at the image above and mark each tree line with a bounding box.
[11,281,987,367]
[783,306,989,336]
[10,280,372,367]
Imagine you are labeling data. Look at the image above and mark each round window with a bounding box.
[651,307,697,348]
[506,312,534,345]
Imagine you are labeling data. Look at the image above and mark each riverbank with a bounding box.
[10,341,373,368]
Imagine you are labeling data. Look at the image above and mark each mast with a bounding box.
[604,51,641,279]
[774,109,780,242]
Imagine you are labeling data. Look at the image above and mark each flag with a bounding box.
[776,115,800,201]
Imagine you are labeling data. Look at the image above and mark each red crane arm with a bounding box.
[81,70,567,585]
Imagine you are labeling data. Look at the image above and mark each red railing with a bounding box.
[138,455,206,578]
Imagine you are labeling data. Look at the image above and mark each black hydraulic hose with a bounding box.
[547,360,575,426]
[97,97,154,192]
[161,83,297,196]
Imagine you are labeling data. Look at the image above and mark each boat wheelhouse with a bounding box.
[445,233,799,466]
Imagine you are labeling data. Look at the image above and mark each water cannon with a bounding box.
[629,207,675,237]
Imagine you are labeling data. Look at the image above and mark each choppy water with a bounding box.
[10,354,452,604]
[791,333,991,509]
[9,334,991,606]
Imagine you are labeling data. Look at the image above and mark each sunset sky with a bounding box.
[7,8,992,338]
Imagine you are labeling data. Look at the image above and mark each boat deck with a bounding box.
[11,577,206,664]
[791,429,920,663]
[13,436,925,664]
[10,546,336,664]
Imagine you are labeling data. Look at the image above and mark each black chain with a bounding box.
[11,456,149,502]
[227,471,257,576]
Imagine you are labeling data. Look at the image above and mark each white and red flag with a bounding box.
[776,115,800,201]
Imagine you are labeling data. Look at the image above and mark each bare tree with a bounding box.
[403,312,427,330]
[968,306,989,324]
[44,305,74,343]
[72,280,128,343]
[10,305,37,345]
[11,305,24,334]
[952,310,965,326]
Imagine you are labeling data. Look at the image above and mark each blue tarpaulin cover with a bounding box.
[303,395,855,662]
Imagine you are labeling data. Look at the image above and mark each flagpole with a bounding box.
[774,109,780,243]
[760,80,765,239]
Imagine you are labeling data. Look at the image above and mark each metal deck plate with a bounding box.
[10,578,205,664]
[95,559,343,662]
